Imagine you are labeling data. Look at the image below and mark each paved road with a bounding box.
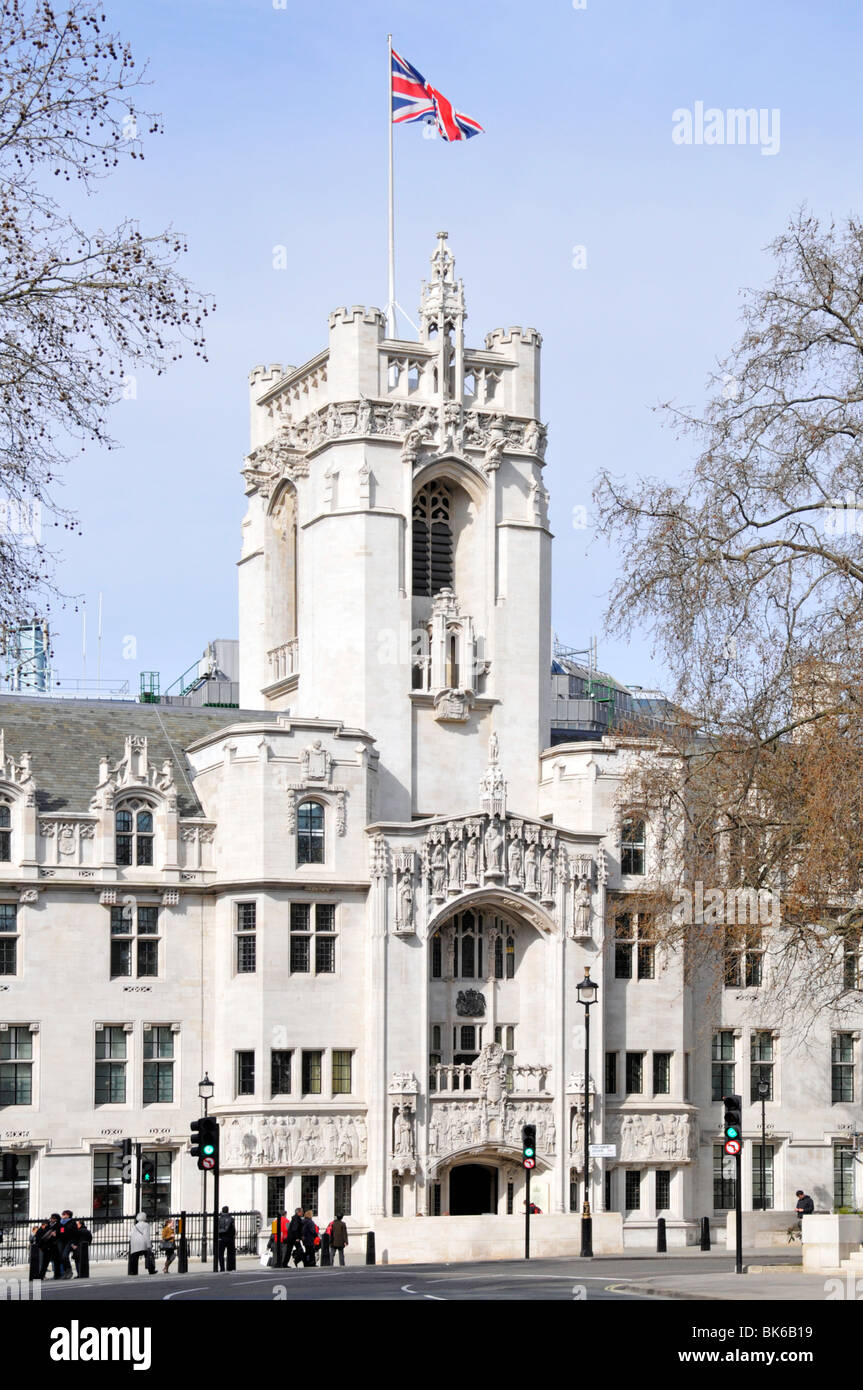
[30,1256,734,1301]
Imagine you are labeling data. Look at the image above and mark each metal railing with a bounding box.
[0,1210,262,1269]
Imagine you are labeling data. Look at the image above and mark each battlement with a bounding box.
[484,326,543,350]
[249,364,288,387]
[328,305,386,330]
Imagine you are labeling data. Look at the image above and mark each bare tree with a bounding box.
[0,0,212,636]
[595,209,863,1026]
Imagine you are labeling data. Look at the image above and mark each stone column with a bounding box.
[366,852,389,1217]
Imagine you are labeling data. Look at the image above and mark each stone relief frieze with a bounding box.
[222,1112,368,1170]
[241,401,549,501]
[604,1111,697,1163]
[428,1096,556,1158]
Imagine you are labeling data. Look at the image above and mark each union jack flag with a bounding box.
[391,47,483,142]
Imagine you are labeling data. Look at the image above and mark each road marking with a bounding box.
[401,1283,446,1300]
[163,1286,209,1299]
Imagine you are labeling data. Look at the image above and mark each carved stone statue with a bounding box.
[540,846,555,901]
[431,842,447,898]
[572,877,592,936]
[357,397,373,434]
[464,827,480,883]
[524,842,539,894]
[484,816,503,874]
[507,833,523,885]
[394,1107,414,1157]
[447,834,463,890]
[398,874,414,926]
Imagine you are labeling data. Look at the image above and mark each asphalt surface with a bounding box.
[28,1255,739,1301]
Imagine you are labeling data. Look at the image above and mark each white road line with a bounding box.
[163,1286,209,1299]
[401,1283,446,1300]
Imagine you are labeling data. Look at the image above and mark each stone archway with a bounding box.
[449,1162,498,1215]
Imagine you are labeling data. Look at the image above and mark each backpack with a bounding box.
[218,1213,234,1236]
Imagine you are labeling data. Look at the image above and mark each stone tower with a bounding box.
[239,234,552,821]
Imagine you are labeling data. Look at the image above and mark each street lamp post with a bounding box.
[577,966,599,1259]
[198,1072,214,1263]
[757,1076,770,1212]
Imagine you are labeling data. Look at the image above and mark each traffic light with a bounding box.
[190,1116,219,1171]
[141,1159,155,1185]
[723,1094,743,1154]
[1,1152,17,1182]
[117,1137,133,1184]
[522,1123,537,1170]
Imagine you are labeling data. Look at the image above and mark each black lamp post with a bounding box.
[757,1076,770,1211]
[198,1073,214,1261]
[577,966,598,1258]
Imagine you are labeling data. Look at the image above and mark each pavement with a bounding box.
[2,1249,851,1301]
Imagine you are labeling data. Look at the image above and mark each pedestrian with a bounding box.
[57,1209,77,1280]
[301,1209,319,1267]
[217,1206,235,1272]
[329,1212,348,1267]
[29,1221,48,1281]
[160,1217,177,1273]
[70,1218,92,1279]
[271,1209,289,1267]
[40,1214,64,1280]
[795,1190,814,1224]
[129,1212,156,1275]
[287,1207,304,1268]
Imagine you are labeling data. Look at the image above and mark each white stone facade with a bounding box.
[0,237,859,1249]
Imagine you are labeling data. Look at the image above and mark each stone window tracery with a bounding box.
[412,482,453,598]
[116,800,155,867]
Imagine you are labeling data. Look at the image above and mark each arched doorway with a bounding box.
[449,1163,498,1215]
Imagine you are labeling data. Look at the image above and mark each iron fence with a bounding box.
[0,1210,262,1269]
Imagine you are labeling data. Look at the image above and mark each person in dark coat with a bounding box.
[57,1210,77,1280]
[40,1214,64,1280]
[29,1222,48,1281]
[217,1206,235,1272]
[795,1190,815,1222]
[329,1213,348,1267]
[301,1210,319,1267]
[70,1218,92,1278]
[287,1208,304,1268]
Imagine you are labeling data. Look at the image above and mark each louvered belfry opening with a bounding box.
[412,481,454,597]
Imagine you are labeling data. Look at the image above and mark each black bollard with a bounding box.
[657,1216,667,1253]
[320,1231,331,1266]
[178,1211,188,1274]
[77,1241,90,1279]
[700,1216,711,1251]
[29,1243,41,1282]
[127,1250,137,1276]
[365,1230,376,1265]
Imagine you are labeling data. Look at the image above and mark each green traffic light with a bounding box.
[202,1143,215,1156]
[725,1125,740,1139]
[524,1146,535,1158]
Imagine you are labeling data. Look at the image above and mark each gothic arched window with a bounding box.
[454,911,483,979]
[297,800,325,866]
[0,802,10,862]
[116,802,154,867]
[412,482,453,597]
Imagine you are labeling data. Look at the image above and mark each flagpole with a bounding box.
[387,33,396,338]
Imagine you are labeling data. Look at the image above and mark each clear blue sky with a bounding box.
[42,0,863,696]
